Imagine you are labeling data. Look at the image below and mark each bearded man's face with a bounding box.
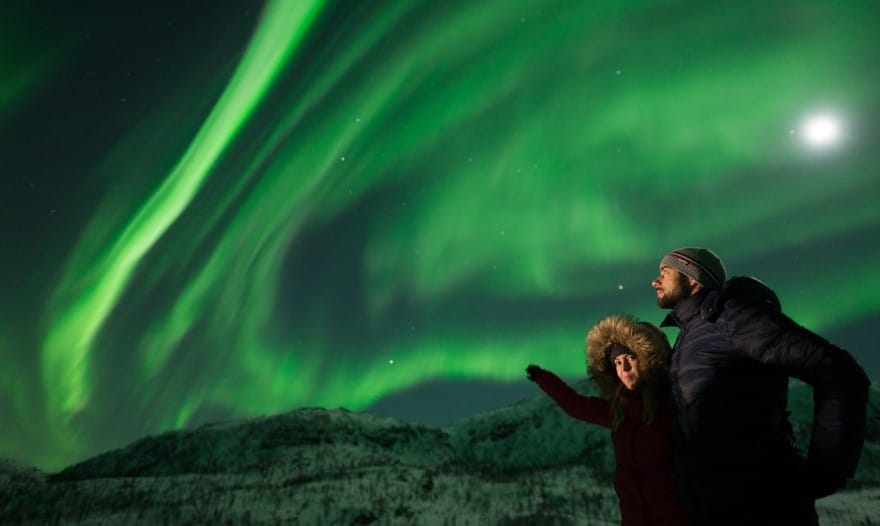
[652,267,696,309]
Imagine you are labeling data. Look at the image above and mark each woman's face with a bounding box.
[614,353,640,390]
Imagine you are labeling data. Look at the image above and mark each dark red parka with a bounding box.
[531,314,689,525]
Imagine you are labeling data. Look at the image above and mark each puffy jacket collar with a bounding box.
[660,289,713,328]
[660,276,781,327]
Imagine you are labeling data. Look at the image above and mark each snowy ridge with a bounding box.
[1,383,878,525]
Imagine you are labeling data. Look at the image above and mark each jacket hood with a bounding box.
[702,275,781,321]
[586,313,671,400]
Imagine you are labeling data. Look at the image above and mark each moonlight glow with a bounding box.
[801,113,844,148]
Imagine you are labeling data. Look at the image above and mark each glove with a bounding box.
[526,364,543,382]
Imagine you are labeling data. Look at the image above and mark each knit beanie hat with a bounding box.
[660,247,726,289]
[606,342,634,366]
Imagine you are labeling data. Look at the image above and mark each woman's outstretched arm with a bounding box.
[526,365,612,428]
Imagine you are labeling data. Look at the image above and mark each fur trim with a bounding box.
[586,313,671,400]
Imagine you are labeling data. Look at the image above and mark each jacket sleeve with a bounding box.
[726,301,871,497]
[532,368,612,428]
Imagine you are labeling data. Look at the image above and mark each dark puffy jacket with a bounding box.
[662,276,870,524]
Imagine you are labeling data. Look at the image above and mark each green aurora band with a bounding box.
[2,0,878,470]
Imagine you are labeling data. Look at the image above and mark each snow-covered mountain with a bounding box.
[2,383,878,525]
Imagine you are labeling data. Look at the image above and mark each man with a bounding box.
[652,247,870,525]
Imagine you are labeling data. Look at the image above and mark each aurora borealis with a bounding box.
[2,1,878,472]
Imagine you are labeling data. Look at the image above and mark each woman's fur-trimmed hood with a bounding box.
[586,313,671,400]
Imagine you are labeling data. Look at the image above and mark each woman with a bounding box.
[526,313,688,525]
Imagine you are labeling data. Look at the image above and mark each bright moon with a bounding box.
[801,113,843,148]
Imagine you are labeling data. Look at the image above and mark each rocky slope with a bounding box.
[1,383,878,525]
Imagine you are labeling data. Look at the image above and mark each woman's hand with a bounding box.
[526,364,544,382]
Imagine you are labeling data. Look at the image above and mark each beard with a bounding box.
[657,272,696,309]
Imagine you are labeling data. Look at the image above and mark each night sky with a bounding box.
[2,0,878,472]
